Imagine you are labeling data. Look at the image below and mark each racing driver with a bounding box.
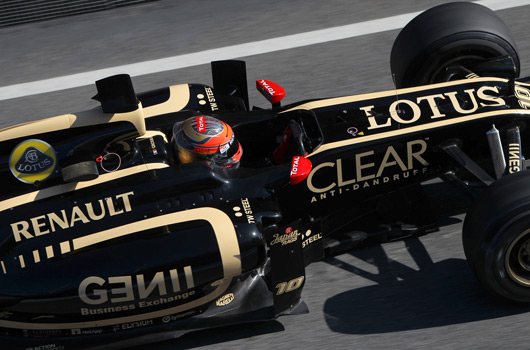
[172,115,243,168]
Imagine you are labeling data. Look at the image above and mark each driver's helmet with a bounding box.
[172,115,242,167]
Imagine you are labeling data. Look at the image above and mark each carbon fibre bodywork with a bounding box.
[2,18,530,350]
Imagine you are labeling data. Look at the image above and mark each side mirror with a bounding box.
[290,156,312,185]
[256,79,285,109]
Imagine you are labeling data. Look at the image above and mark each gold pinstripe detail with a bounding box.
[71,208,242,279]
[0,279,232,330]
[0,163,169,212]
[137,130,168,142]
[60,241,71,254]
[32,250,40,263]
[282,77,508,112]
[45,245,54,259]
[143,84,191,118]
[0,83,191,141]
[0,207,240,330]
[184,266,195,288]
[18,255,25,268]
[0,104,147,141]
[516,81,530,88]
[307,109,530,157]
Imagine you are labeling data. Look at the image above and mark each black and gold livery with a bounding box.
[2,2,530,349]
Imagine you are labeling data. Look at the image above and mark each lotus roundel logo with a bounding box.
[9,139,57,184]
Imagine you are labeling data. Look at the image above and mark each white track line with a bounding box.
[0,0,529,101]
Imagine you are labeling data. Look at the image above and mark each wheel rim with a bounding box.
[428,54,486,84]
[400,34,519,88]
[505,228,530,286]
[417,40,510,86]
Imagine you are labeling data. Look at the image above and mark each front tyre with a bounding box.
[463,171,530,302]
[390,2,520,88]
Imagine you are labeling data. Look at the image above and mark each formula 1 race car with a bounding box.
[2,2,530,349]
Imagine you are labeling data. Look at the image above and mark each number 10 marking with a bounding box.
[275,276,305,295]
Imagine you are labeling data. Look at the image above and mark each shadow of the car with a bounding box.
[129,320,285,350]
[422,178,475,218]
[323,250,530,334]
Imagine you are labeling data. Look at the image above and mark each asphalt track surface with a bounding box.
[2,1,530,349]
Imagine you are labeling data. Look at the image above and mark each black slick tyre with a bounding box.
[390,2,520,88]
[463,171,530,302]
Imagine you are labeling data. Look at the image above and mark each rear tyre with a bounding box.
[390,2,520,88]
[463,171,530,302]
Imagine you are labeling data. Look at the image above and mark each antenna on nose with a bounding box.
[391,73,400,102]
[392,72,404,117]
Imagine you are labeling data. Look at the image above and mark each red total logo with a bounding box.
[196,116,206,133]
[289,156,312,185]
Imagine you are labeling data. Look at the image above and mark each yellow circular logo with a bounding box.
[9,139,57,184]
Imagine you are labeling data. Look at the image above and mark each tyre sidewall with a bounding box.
[402,33,518,87]
[390,2,520,88]
[478,212,530,301]
[463,171,530,301]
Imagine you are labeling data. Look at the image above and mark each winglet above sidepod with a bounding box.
[290,156,312,185]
